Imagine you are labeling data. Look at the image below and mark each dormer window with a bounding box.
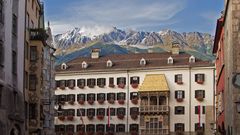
[140,58,146,66]
[168,57,173,64]
[106,60,113,67]
[189,56,195,63]
[61,63,67,70]
[82,61,88,69]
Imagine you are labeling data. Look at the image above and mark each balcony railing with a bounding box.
[140,105,169,113]
[30,28,48,41]
[140,128,169,135]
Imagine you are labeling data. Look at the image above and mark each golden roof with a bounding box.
[139,74,169,92]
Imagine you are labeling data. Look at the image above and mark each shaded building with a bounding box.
[0,0,26,134]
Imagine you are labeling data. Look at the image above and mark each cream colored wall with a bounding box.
[55,66,215,133]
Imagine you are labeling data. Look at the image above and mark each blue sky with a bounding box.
[43,0,224,35]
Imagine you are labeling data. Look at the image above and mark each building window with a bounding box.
[117,108,126,119]
[175,90,185,102]
[87,93,95,104]
[130,76,139,88]
[97,93,105,104]
[117,77,126,88]
[97,78,106,88]
[86,124,95,133]
[175,123,184,132]
[146,118,162,129]
[0,40,4,67]
[87,108,95,118]
[57,95,66,104]
[195,74,205,84]
[77,79,85,88]
[117,92,126,104]
[140,58,146,66]
[77,124,85,132]
[67,109,75,116]
[195,106,205,114]
[30,46,37,62]
[67,94,75,104]
[0,85,2,106]
[77,94,85,104]
[106,60,113,67]
[66,124,74,133]
[109,77,114,88]
[29,103,37,119]
[195,90,205,101]
[195,123,205,132]
[67,79,75,89]
[175,106,185,115]
[55,125,65,133]
[12,14,17,35]
[87,78,96,88]
[106,108,115,116]
[116,124,125,132]
[106,124,115,132]
[96,124,105,133]
[129,124,138,133]
[59,80,66,90]
[25,42,29,60]
[175,74,183,84]
[168,56,173,64]
[130,107,139,120]
[97,108,105,120]
[29,74,37,91]
[12,51,17,74]
[81,61,88,68]
[107,93,115,104]
[77,109,85,116]
[0,0,3,24]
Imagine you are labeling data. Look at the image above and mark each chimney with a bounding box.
[171,41,180,55]
[91,48,100,59]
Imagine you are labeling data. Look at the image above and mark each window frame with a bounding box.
[174,106,185,115]
[175,123,185,132]
[29,74,37,91]
[175,74,183,84]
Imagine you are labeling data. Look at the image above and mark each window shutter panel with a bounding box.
[195,74,197,82]
[175,91,177,98]
[137,77,140,84]
[202,74,205,82]
[195,106,198,114]
[175,75,177,82]
[203,90,205,98]
[117,78,120,85]
[183,91,185,98]
[130,77,133,84]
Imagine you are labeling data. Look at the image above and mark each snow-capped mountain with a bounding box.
[54,27,213,54]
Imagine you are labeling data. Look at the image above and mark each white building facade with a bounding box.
[54,51,215,135]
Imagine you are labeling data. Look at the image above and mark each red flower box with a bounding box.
[131,83,138,89]
[67,115,74,121]
[108,99,114,104]
[78,100,85,105]
[176,81,183,85]
[98,99,104,104]
[118,84,125,89]
[98,85,105,88]
[130,131,138,135]
[196,97,204,101]
[68,85,75,89]
[60,85,65,90]
[78,131,85,135]
[97,115,104,120]
[117,114,124,119]
[68,100,75,105]
[78,85,85,89]
[88,85,95,88]
[118,99,124,105]
[108,84,115,88]
[197,80,204,84]
[176,98,183,102]
[87,115,94,120]
[131,98,138,104]
[131,115,138,120]
[58,115,65,121]
[88,100,94,105]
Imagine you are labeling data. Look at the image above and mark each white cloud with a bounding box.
[46,0,186,34]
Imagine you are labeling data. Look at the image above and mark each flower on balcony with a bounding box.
[98,84,105,88]
[78,100,85,105]
[131,114,138,120]
[87,115,94,120]
[98,99,104,104]
[78,131,85,135]
[176,98,183,102]
[131,83,138,89]
[68,85,75,89]
[67,115,74,121]
[78,85,85,89]
[131,98,138,104]
[176,81,183,85]
[60,85,65,90]
[68,100,75,105]
[118,99,124,105]
[118,83,125,89]
[108,99,114,104]
[58,115,65,121]
[97,115,104,120]
[88,85,95,88]
[196,96,204,101]
[88,99,94,105]
[59,101,65,105]
[117,114,124,119]
[197,80,204,84]
[130,131,138,135]
[108,84,115,88]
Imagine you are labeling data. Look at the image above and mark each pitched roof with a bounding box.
[56,52,213,73]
